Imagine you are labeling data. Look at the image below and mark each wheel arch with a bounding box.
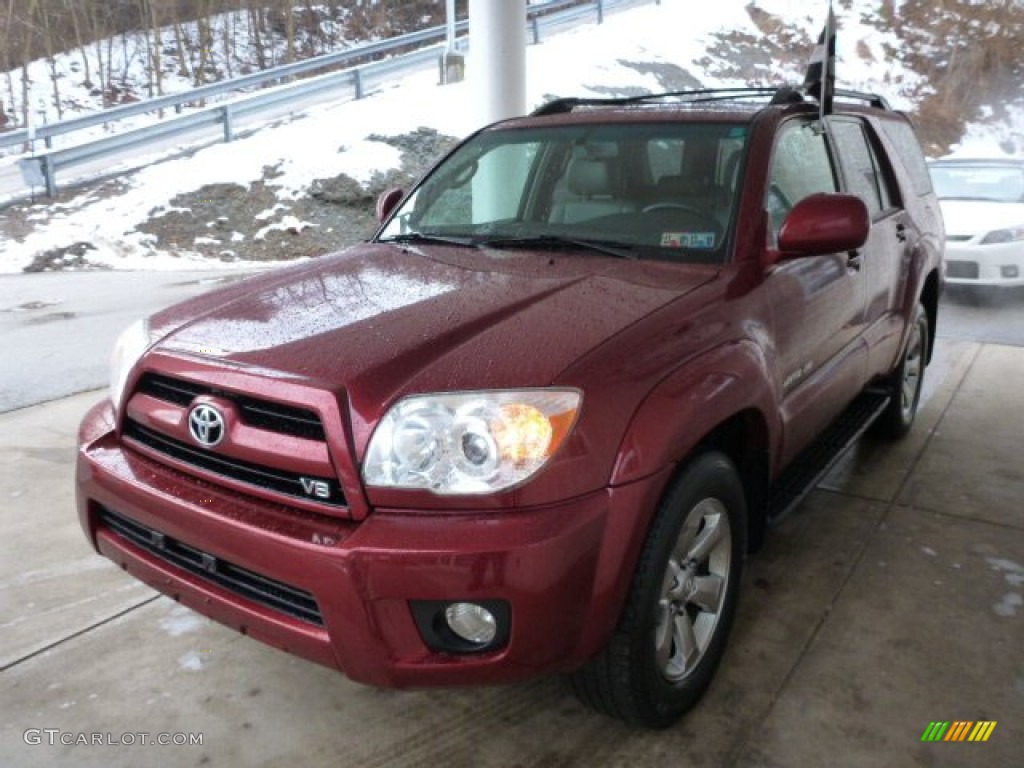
[610,341,779,555]
[692,409,771,554]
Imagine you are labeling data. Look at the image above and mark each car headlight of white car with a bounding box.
[980,225,1024,245]
[109,318,153,413]
[363,390,581,495]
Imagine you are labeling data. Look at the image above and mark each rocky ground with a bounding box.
[1,127,459,272]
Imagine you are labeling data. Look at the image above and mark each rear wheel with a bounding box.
[570,452,746,728]
[873,302,928,440]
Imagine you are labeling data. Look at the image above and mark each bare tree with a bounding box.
[66,0,92,88]
[146,0,164,97]
[196,0,213,85]
[248,1,267,69]
[19,0,39,125]
[84,1,108,104]
[171,6,193,80]
[221,4,234,78]
[39,0,65,119]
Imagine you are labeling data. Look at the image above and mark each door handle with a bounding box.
[847,251,862,271]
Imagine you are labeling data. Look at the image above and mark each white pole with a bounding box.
[468,0,526,126]
[446,0,456,53]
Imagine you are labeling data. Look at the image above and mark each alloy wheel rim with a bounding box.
[654,497,732,683]
[901,321,924,420]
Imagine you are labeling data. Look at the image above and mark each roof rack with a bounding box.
[531,85,893,116]
[531,88,782,116]
[833,89,892,110]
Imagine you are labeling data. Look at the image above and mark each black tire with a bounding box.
[872,302,928,440]
[569,452,746,728]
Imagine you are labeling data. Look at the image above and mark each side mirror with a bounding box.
[375,187,405,223]
[777,193,869,257]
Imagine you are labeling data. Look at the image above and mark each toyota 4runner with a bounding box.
[77,86,943,728]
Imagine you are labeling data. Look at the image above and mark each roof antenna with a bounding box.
[803,0,837,125]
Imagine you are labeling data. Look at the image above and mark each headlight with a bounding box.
[363,390,581,495]
[980,226,1024,245]
[109,318,153,412]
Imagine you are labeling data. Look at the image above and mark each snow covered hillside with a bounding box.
[1,0,1021,274]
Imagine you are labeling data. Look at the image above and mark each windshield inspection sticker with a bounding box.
[661,232,716,249]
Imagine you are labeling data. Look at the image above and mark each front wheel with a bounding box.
[569,452,746,728]
[873,302,929,440]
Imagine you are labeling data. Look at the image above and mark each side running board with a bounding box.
[766,389,890,524]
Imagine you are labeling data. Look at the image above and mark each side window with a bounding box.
[766,121,838,244]
[879,119,933,197]
[830,119,885,218]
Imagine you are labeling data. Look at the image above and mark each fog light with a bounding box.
[1001,265,1019,279]
[444,602,497,645]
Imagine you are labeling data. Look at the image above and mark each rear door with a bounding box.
[828,116,910,375]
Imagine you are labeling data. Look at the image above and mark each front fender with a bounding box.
[610,340,780,486]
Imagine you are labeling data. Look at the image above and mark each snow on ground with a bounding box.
[945,103,1024,160]
[1,0,1019,274]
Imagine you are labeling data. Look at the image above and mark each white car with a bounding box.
[929,158,1024,292]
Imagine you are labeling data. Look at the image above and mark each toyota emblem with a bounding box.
[188,403,226,448]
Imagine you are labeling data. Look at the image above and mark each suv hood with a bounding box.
[939,199,1024,238]
[150,243,714,405]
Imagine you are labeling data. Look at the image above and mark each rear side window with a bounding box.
[879,119,932,197]
[830,119,888,218]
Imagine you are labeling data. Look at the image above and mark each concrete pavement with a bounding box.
[1,338,1021,767]
[0,270,261,412]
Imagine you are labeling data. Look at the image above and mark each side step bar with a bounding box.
[766,389,890,524]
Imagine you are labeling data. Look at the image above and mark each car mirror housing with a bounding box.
[376,187,405,223]
[778,193,870,258]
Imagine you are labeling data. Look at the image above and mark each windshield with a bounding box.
[378,121,749,263]
[930,163,1024,203]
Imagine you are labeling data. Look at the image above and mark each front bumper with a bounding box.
[77,400,667,687]
[944,240,1024,287]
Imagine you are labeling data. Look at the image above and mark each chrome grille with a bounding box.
[946,260,979,279]
[123,420,346,508]
[136,373,326,441]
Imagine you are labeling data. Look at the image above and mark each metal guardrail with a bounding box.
[7,0,657,198]
[0,23,469,153]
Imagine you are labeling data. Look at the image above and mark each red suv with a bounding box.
[77,87,943,727]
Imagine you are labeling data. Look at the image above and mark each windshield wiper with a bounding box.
[379,232,478,248]
[479,235,638,261]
